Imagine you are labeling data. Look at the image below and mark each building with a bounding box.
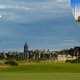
[24,42,28,53]
[24,42,29,59]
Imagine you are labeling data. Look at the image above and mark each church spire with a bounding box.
[24,42,28,53]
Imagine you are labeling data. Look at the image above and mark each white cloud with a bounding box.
[54,39,80,50]
[0,15,2,19]
[64,39,79,43]
[0,0,70,23]
[0,5,31,10]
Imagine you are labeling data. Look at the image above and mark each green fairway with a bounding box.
[0,73,80,80]
[0,64,80,80]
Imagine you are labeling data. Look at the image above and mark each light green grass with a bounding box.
[0,64,80,80]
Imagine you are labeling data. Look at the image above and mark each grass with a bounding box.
[0,73,80,80]
[0,63,80,80]
[1,63,80,73]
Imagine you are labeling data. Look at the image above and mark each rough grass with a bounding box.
[1,63,80,73]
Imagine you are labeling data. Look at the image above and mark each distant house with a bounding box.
[67,55,76,60]
[57,55,66,61]
[57,54,76,62]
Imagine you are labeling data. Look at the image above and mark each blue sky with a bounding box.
[0,0,80,51]
[71,0,80,7]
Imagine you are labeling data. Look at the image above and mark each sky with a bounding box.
[71,0,80,20]
[0,0,80,51]
[71,0,80,7]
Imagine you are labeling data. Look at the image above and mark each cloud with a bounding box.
[0,0,72,27]
[0,0,70,23]
[54,39,80,49]
[63,39,80,45]
[0,5,31,10]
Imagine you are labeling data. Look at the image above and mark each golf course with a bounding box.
[0,63,80,80]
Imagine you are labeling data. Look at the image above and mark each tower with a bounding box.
[24,42,29,60]
[24,42,28,54]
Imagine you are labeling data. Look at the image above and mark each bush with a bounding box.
[5,60,18,66]
[65,60,72,63]
[71,59,80,63]
[66,58,80,63]
[0,61,4,65]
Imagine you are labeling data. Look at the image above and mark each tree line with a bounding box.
[0,47,80,62]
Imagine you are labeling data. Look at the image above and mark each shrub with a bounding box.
[0,61,4,65]
[66,60,72,63]
[66,58,80,63]
[5,60,18,66]
[71,59,80,63]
